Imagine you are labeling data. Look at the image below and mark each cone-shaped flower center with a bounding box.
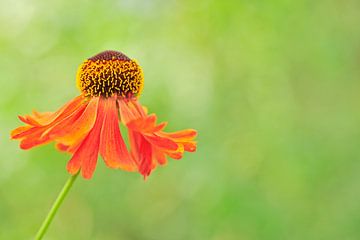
[76,50,144,98]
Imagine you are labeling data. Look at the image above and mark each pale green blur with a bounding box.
[1,0,360,239]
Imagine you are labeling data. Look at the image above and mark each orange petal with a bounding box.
[99,98,135,171]
[56,140,83,154]
[118,98,148,124]
[152,121,167,132]
[128,130,154,177]
[144,134,178,151]
[118,99,139,124]
[132,99,147,117]
[10,126,32,139]
[20,96,85,127]
[19,129,51,149]
[162,144,184,160]
[18,115,42,126]
[41,104,86,138]
[56,143,70,152]
[138,139,153,177]
[11,95,88,149]
[32,110,52,119]
[162,129,197,141]
[165,151,183,160]
[182,141,197,152]
[126,114,156,132]
[47,98,98,145]
[153,147,167,165]
[11,125,44,140]
[67,97,103,179]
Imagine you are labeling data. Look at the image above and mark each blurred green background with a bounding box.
[1,0,360,239]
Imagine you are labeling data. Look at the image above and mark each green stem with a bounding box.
[35,171,79,240]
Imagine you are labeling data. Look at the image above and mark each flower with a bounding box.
[11,50,197,179]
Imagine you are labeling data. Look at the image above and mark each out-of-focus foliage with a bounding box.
[1,0,360,239]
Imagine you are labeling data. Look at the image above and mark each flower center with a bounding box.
[76,50,144,98]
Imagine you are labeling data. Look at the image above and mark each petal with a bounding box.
[127,129,142,166]
[66,97,103,179]
[118,99,138,124]
[22,96,85,127]
[138,138,153,177]
[18,115,42,126]
[128,130,154,177]
[153,147,167,165]
[11,125,44,140]
[161,129,198,141]
[19,129,51,149]
[126,114,156,132]
[56,140,82,154]
[132,99,147,117]
[48,98,98,145]
[143,134,178,151]
[152,121,167,132]
[10,126,32,139]
[182,141,197,152]
[99,98,135,171]
[118,98,146,124]
[32,110,52,119]
[56,143,70,152]
[165,151,183,160]
[11,96,88,149]
[41,104,87,138]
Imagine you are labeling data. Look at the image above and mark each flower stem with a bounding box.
[35,171,79,240]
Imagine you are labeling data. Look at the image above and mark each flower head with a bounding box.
[77,50,143,98]
[11,50,197,179]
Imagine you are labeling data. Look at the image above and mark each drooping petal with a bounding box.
[11,96,89,150]
[47,97,98,146]
[135,132,154,177]
[165,150,183,160]
[66,97,102,179]
[99,97,135,171]
[132,99,147,117]
[118,98,148,124]
[126,114,167,133]
[11,126,34,139]
[55,140,82,154]
[153,147,167,165]
[19,128,52,150]
[21,96,85,126]
[127,129,155,177]
[152,121,167,132]
[127,129,142,166]
[118,99,139,124]
[159,129,197,153]
[126,115,153,132]
[160,129,198,141]
[18,115,42,126]
[143,134,178,151]
[120,98,197,177]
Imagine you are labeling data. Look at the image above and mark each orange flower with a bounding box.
[11,50,197,179]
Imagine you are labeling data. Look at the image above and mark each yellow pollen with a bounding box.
[76,50,144,98]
